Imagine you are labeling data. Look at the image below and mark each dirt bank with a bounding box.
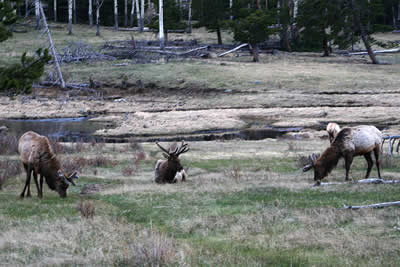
[1,83,399,141]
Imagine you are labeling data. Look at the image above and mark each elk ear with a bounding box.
[302,164,313,172]
[162,153,169,159]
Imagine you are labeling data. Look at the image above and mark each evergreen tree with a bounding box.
[0,1,51,94]
[197,0,230,45]
[0,0,18,42]
[296,0,341,56]
[230,9,277,62]
[0,49,52,94]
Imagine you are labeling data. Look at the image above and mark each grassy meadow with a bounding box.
[1,139,400,266]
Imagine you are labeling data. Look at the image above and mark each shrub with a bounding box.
[0,159,22,190]
[77,200,95,219]
[0,135,18,155]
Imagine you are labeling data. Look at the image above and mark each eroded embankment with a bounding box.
[1,83,400,142]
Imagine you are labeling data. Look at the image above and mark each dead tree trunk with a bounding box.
[124,0,128,27]
[89,0,93,26]
[217,27,222,45]
[140,0,144,31]
[73,0,77,24]
[39,2,65,88]
[159,0,164,49]
[68,0,72,34]
[135,0,140,28]
[187,0,192,33]
[35,0,40,29]
[54,0,57,21]
[114,0,119,30]
[251,44,259,62]
[130,0,135,26]
[96,0,103,36]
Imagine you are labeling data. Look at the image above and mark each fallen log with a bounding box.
[349,48,400,55]
[319,178,400,186]
[217,43,249,57]
[342,201,400,210]
[133,45,209,56]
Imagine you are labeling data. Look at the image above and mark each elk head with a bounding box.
[56,170,79,198]
[302,153,323,185]
[156,141,189,173]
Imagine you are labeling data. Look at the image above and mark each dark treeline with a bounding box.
[19,0,399,30]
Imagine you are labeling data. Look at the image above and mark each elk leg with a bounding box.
[364,152,373,178]
[373,146,382,179]
[39,174,44,198]
[32,171,41,198]
[20,164,32,199]
[344,154,354,181]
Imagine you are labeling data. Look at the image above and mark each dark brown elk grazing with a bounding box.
[326,122,341,143]
[18,131,78,198]
[154,141,189,184]
[303,125,382,186]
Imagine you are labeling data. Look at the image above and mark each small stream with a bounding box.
[0,117,109,142]
[0,117,302,142]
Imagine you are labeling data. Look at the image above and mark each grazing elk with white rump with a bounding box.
[18,131,78,198]
[303,125,382,186]
[326,122,341,143]
[154,141,189,184]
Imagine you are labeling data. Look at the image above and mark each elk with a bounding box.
[303,125,382,186]
[18,131,78,198]
[154,141,189,184]
[326,122,341,143]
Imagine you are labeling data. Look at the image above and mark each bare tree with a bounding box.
[140,0,144,31]
[68,0,72,34]
[73,0,77,24]
[187,0,192,33]
[124,0,128,26]
[130,0,135,26]
[39,1,65,88]
[135,0,140,28]
[114,0,118,30]
[159,0,164,49]
[89,0,93,26]
[54,0,57,21]
[35,0,40,29]
[95,0,104,36]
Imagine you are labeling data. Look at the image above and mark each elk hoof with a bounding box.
[313,181,321,187]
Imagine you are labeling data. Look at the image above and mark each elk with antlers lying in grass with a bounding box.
[303,125,382,186]
[154,141,189,184]
[18,131,78,198]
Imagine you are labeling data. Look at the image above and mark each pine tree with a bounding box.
[197,0,230,45]
[0,1,51,94]
[230,9,277,62]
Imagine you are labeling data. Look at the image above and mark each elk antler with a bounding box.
[302,153,320,172]
[176,141,189,156]
[156,142,170,154]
